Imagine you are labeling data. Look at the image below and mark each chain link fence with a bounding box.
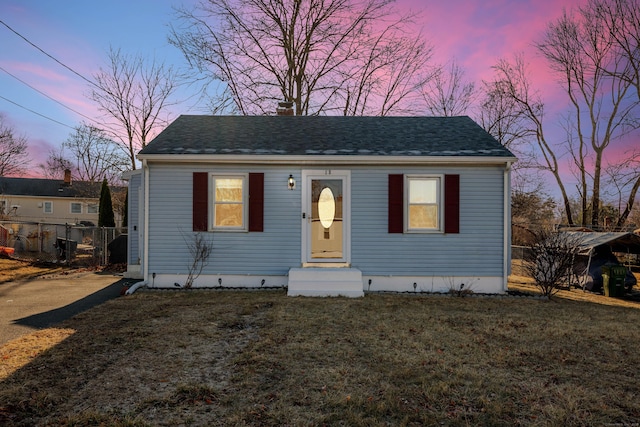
[511,245,532,261]
[0,221,126,267]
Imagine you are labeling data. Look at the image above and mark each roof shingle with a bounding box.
[139,115,516,158]
[0,177,101,198]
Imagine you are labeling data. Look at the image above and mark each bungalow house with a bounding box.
[125,115,516,296]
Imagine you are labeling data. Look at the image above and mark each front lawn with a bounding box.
[1,288,638,426]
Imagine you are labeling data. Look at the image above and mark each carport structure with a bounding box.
[564,231,640,291]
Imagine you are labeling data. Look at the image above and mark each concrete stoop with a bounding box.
[287,267,364,297]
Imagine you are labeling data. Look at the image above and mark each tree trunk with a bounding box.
[616,175,640,228]
[591,153,603,228]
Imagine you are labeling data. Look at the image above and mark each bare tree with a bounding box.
[537,7,639,228]
[627,196,640,227]
[511,190,558,245]
[486,56,577,226]
[588,0,640,101]
[479,78,532,152]
[604,149,640,227]
[586,0,640,226]
[341,20,435,116]
[38,124,129,184]
[90,47,180,169]
[423,60,475,117]
[170,0,434,116]
[67,124,129,184]
[482,1,640,229]
[0,114,30,176]
[478,70,547,202]
[38,147,72,180]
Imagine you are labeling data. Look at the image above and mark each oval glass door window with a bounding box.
[318,187,336,228]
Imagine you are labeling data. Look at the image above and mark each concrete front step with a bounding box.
[287,267,364,297]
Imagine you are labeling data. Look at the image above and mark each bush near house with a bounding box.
[523,230,581,298]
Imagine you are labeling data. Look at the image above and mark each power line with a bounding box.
[0,87,131,142]
[0,19,99,90]
[0,94,75,129]
[0,67,135,140]
[0,19,176,141]
[0,65,101,125]
[0,19,144,118]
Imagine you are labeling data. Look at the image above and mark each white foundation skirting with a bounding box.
[146,273,506,295]
[361,275,505,294]
[148,274,288,289]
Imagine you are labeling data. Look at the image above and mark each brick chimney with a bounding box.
[63,169,72,186]
[276,101,294,116]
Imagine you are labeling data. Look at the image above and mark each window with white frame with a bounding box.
[43,201,53,214]
[87,203,98,214]
[212,175,247,230]
[70,202,82,214]
[406,176,441,231]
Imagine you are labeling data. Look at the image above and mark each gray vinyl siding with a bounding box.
[127,173,141,266]
[145,163,506,277]
[350,167,505,276]
[146,164,301,276]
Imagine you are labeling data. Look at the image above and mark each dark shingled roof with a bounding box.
[139,115,516,158]
[0,177,101,198]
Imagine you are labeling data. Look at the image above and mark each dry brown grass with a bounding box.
[0,258,62,283]
[0,329,75,380]
[1,286,639,426]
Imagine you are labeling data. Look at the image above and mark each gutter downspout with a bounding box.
[503,161,513,292]
[125,280,147,295]
[143,159,150,287]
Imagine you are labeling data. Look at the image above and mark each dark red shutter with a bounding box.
[444,174,460,234]
[193,172,209,231]
[248,173,264,232]
[388,174,404,233]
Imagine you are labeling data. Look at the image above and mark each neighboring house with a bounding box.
[125,115,517,296]
[0,171,125,226]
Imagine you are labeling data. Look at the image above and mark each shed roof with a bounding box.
[564,231,640,255]
[138,115,516,159]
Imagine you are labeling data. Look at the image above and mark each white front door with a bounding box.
[302,170,351,265]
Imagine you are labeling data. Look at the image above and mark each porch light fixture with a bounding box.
[288,174,296,190]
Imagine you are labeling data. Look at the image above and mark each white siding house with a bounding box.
[126,115,516,296]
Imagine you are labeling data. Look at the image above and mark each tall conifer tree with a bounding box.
[99,178,115,227]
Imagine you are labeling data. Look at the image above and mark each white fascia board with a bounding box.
[137,154,517,166]
[121,169,142,181]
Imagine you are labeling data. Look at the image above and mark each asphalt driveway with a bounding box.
[0,271,130,346]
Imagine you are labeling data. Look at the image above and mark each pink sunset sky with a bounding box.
[1,0,635,201]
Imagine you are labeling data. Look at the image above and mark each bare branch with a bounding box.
[0,114,30,176]
[536,3,640,227]
[484,55,577,226]
[183,232,214,289]
[170,0,434,116]
[423,60,476,117]
[90,47,181,169]
[524,229,582,298]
